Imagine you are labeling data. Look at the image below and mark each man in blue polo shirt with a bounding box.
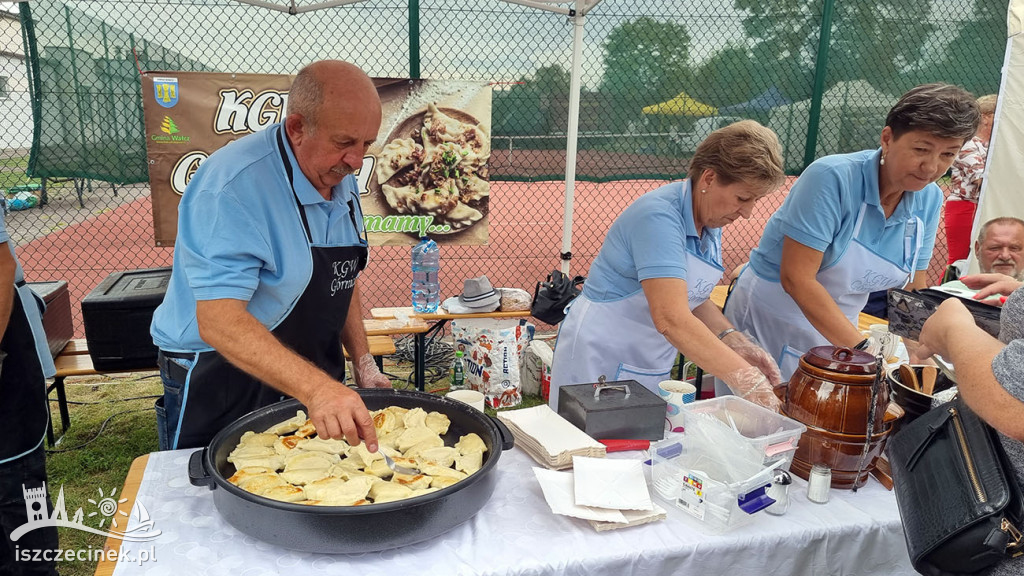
[151,60,390,451]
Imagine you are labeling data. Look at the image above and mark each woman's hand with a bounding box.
[917,298,976,359]
[724,366,782,412]
[961,273,1024,303]
[721,331,784,388]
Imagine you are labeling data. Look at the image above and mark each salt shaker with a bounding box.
[765,469,792,516]
[807,464,832,504]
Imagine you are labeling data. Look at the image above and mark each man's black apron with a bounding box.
[0,282,48,462]
[169,130,368,449]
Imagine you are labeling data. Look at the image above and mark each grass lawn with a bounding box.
[42,354,546,576]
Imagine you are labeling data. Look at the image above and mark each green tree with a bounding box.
[689,44,759,109]
[493,64,571,140]
[735,0,819,101]
[828,0,934,96]
[736,0,935,99]
[918,0,1004,96]
[599,17,692,128]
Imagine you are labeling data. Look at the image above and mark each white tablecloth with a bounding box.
[111,447,915,576]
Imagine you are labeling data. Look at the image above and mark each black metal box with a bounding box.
[81,267,171,371]
[27,280,73,358]
[557,379,666,441]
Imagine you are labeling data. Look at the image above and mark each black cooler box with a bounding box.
[81,267,171,371]
[27,280,73,358]
[557,378,666,441]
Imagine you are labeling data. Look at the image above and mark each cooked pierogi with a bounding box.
[226,405,487,506]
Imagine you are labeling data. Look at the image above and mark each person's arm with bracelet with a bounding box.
[340,281,391,389]
[643,278,781,410]
[196,298,379,450]
[779,237,866,349]
[692,298,783,388]
[917,298,1024,441]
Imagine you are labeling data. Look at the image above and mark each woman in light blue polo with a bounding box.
[725,84,981,383]
[551,120,786,410]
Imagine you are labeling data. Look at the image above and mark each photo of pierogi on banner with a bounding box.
[141,72,491,246]
[366,80,493,245]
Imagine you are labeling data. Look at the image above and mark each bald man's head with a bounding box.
[284,61,382,198]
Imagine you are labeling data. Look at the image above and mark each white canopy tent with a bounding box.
[500,0,602,275]
[234,0,367,15]
[970,0,1024,273]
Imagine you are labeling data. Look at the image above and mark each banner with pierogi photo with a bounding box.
[142,72,492,246]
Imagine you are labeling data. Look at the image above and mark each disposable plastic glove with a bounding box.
[354,353,392,389]
[724,366,782,412]
[721,331,784,388]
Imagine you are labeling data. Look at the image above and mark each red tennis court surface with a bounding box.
[17,177,951,338]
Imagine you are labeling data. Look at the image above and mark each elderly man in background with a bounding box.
[151,60,390,452]
[940,217,1024,297]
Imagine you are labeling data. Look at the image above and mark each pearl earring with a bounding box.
[880,156,886,166]
[701,189,707,194]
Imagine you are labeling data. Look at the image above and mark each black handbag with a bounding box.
[887,288,1002,341]
[531,270,585,325]
[887,397,1024,575]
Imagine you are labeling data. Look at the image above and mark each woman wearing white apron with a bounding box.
[725,83,982,386]
[551,120,786,411]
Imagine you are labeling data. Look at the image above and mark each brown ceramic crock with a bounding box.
[786,416,894,489]
[782,346,903,436]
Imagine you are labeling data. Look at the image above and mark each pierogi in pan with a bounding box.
[374,103,490,234]
[226,408,487,506]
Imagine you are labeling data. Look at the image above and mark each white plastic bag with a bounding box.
[452,318,533,409]
[521,339,554,398]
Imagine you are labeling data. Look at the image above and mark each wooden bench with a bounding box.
[46,335,398,446]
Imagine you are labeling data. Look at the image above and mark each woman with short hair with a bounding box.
[550,120,786,411]
[725,83,981,384]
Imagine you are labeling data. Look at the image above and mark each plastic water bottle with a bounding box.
[449,350,466,390]
[411,237,440,313]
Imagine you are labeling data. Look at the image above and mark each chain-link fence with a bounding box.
[0,0,1006,336]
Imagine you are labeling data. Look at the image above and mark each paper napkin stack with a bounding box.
[497,405,606,469]
[533,455,666,531]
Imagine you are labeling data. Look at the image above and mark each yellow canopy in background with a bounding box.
[642,91,718,117]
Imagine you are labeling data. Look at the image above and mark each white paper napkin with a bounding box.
[572,455,653,511]
[588,504,668,531]
[532,467,628,523]
[497,405,605,456]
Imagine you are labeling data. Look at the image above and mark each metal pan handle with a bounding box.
[188,449,216,490]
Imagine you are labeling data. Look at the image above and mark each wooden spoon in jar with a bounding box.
[920,365,938,396]
[899,364,921,393]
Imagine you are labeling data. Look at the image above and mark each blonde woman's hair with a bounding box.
[977,94,998,116]
[688,119,785,190]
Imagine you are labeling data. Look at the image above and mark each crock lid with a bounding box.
[803,346,877,375]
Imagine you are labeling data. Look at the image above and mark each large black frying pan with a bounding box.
[188,389,514,553]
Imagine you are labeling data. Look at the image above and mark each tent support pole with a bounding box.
[560,0,586,275]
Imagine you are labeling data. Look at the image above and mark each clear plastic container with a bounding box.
[649,436,778,532]
[680,396,806,468]
[411,237,440,313]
